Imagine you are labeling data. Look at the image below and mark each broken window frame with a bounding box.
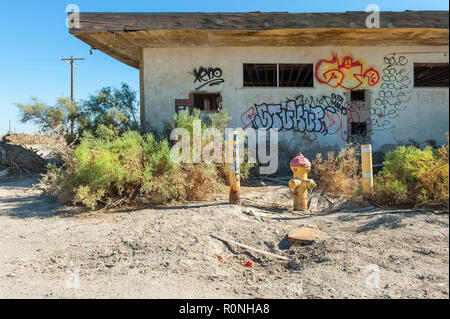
[413,63,449,88]
[278,63,314,88]
[243,63,314,88]
[243,63,278,87]
[192,92,222,113]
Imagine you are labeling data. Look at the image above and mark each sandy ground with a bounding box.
[0,176,448,299]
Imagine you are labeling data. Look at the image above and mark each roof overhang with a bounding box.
[69,11,450,69]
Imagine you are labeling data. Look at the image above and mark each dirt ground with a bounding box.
[0,175,448,299]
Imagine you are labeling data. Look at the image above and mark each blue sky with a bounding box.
[0,0,448,134]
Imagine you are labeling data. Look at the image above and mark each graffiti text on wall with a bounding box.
[240,94,348,134]
[371,54,411,131]
[192,66,224,90]
[315,54,380,90]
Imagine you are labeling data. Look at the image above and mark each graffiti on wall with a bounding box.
[315,54,380,90]
[371,54,411,131]
[240,93,378,143]
[237,54,412,143]
[240,94,356,140]
[417,90,447,106]
[191,66,224,90]
[326,104,367,143]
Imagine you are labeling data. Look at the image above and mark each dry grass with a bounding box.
[2,133,65,146]
[311,144,361,199]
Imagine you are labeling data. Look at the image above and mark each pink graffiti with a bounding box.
[323,107,362,143]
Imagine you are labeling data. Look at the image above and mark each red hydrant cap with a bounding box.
[290,152,311,168]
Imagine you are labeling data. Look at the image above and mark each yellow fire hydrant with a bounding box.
[289,152,316,211]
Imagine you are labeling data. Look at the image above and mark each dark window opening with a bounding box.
[279,64,314,87]
[243,64,277,87]
[414,63,449,87]
[351,90,366,102]
[193,93,222,112]
[350,122,367,136]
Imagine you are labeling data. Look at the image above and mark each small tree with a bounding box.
[15,97,81,137]
[80,83,139,135]
[15,83,139,142]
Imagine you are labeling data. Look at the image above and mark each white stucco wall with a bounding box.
[141,45,449,155]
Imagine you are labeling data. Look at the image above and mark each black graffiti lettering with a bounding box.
[371,118,395,131]
[252,103,273,129]
[373,54,411,131]
[384,55,408,68]
[370,106,399,119]
[192,66,224,90]
[347,100,371,112]
[344,54,411,136]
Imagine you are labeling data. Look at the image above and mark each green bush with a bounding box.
[166,109,254,181]
[43,126,222,209]
[374,141,449,208]
[41,109,255,210]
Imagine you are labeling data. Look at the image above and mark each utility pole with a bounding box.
[61,56,84,102]
[61,56,84,136]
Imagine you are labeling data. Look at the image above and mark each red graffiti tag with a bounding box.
[240,106,256,129]
[315,54,380,90]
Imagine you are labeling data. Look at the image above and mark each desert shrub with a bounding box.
[166,109,254,182]
[311,144,361,198]
[374,141,449,208]
[42,125,222,209]
[373,178,408,206]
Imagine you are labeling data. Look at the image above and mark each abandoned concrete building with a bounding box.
[69,11,449,155]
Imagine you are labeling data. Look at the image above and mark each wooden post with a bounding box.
[229,130,241,205]
[361,144,373,200]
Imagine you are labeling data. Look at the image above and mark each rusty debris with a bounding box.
[287,227,322,245]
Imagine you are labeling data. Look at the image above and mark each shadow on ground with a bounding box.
[0,175,76,219]
[336,210,436,233]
